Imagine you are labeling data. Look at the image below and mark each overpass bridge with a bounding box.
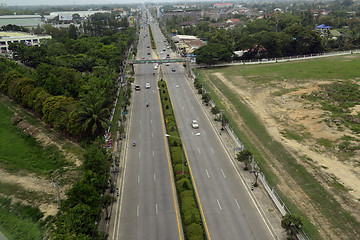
[128,58,192,77]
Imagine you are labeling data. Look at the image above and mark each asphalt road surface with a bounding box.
[149,17,275,240]
[112,13,182,240]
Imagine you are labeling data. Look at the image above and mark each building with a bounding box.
[45,10,111,22]
[0,15,43,27]
[172,35,206,57]
[214,2,233,8]
[0,31,51,54]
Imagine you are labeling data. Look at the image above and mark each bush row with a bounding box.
[148,25,156,49]
[158,80,206,240]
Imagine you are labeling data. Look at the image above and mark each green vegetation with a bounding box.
[1,15,136,141]
[0,99,69,176]
[149,25,156,49]
[158,80,206,240]
[0,12,135,239]
[304,80,360,134]
[51,142,110,239]
[194,54,360,239]
[0,181,53,204]
[220,55,360,83]
[0,196,45,240]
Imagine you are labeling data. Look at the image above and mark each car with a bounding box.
[147,45,150,48]
[145,82,150,89]
[147,52,150,55]
[171,68,176,72]
[163,48,166,51]
[135,85,141,91]
[166,63,170,66]
[191,120,199,129]
[167,46,170,49]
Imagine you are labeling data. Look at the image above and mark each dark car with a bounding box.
[135,85,141,91]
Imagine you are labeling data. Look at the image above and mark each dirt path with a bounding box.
[209,72,360,239]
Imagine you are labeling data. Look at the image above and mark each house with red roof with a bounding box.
[214,2,233,8]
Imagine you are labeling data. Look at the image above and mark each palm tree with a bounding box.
[77,93,110,137]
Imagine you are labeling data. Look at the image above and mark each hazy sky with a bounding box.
[1,0,153,6]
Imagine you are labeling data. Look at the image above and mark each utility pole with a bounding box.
[51,169,61,208]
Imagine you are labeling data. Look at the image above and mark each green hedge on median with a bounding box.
[158,80,206,240]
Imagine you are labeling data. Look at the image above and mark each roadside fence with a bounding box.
[192,68,311,240]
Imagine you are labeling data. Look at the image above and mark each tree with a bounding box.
[194,43,232,65]
[236,149,252,170]
[281,213,304,239]
[76,92,110,137]
[68,24,78,40]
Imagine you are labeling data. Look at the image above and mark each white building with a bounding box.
[0,31,51,54]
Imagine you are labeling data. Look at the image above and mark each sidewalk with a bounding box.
[184,71,287,240]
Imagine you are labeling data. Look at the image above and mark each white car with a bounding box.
[166,63,170,66]
[145,82,150,89]
[191,120,199,129]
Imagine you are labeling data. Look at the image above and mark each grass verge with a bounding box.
[194,66,360,239]
[0,97,70,176]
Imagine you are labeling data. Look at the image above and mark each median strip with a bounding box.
[158,79,208,240]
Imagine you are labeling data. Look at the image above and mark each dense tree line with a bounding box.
[1,15,135,140]
[1,12,136,239]
[162,2,360,64]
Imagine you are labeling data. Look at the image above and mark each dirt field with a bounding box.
[208,71,360,239]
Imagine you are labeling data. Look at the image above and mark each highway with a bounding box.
[149,16,275,240]
[112,13,182,240]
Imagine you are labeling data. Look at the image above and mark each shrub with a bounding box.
[174,164,189,180]
[171,147,183,164]
[180,191,201,225]
[187,223,204,240]
[176,178,193,192]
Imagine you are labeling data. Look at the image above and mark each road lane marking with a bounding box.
[198,148,201,154]
[206,169,210,178]
[155,203,158,215]
[151,119,152,124]
[158,68,183,240]
[154,173,156,182]
[140,120,141,125]
[139,152,141,159]
[235,198,240,209]
[211,147,214,154]
[217,199,222,210]
[165,67,211,240]
[153,150,155,157]
[138,175,140,183]
[221,169,226,178]
[137,205,139,217]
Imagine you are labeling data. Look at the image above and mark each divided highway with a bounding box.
[112,14,182,240]
[112,11,275,240]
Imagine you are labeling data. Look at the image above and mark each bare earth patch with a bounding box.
[3,115,81,217]
[211,72,360,239]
